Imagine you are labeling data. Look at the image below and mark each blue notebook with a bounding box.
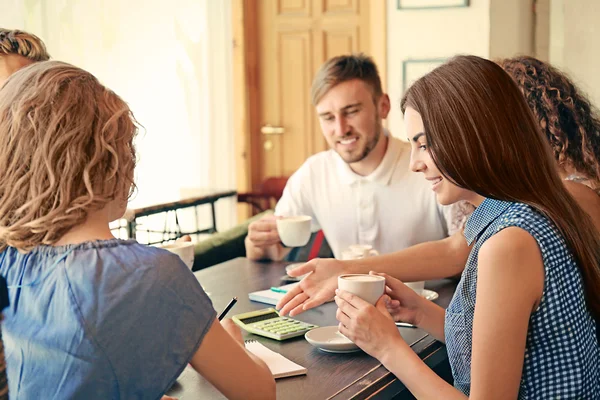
[248,283,299,305]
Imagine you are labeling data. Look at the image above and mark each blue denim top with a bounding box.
[0,239,215,399]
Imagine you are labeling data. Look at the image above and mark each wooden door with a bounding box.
[233,0,386,215]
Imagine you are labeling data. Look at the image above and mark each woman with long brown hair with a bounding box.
[277,55,600,321]
[333,55,600,399]
[449,55,600,229]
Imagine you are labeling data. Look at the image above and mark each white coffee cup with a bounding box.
[337,274,385,305]
[340,250,360,260]
[276,216,312,247]
[156,242,195,270]
[405,281,425,296]
[348,244,379,258]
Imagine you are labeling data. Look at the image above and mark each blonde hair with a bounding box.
[0,61,137,251]
[311,53,383,105]
[0,28,50,61]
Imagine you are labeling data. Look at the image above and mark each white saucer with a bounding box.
[305,326,361,353]
[285,263,309,281]
[318,347,362,354]
[423,289,439,301]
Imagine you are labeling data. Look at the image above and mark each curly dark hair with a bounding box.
[498,56,600,191]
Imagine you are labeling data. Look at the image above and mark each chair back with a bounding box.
[238,176,289,215]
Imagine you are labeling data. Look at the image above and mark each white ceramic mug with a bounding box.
[348,244,379,258]
[405,281,425,296]
[337,274,385,305]
[156,242,195,270]
[276,216,312,247]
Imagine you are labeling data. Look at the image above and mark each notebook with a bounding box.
[245,340,307,379]
[248,283,299,306]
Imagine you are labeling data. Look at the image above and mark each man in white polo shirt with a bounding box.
[245,54,450,261]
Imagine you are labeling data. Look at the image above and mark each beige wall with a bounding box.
[489,0,534,59]
[534,0,551,61]
[386,0,537,138]
[550,0,600,108]
[386,0,491,138]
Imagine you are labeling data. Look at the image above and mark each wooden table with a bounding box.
[125,189,237,242]
[166,258,456,400]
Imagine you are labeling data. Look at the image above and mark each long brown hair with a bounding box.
[499,56,600,191]
[0,61,138,251]
[401,55,600,319]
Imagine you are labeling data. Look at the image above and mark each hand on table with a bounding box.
[276,258,347,316]
[334,288,404,360]
[247,215,281,248]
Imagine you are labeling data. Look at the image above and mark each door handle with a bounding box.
[260,124,285,135]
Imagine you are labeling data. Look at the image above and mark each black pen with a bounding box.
[218,297,238,320]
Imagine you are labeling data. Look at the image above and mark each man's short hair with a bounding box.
[311,53,383,105]
[0,28,50,61]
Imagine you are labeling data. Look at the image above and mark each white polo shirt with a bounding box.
[275,136,449,258]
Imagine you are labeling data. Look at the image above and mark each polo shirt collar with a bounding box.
[335,129,401,186]
[463,198,513,245]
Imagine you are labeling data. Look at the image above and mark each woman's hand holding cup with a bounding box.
[373,272,427,326]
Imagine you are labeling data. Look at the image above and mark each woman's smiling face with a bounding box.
[405,106,479,206]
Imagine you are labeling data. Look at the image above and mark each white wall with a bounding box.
[550,0,600,108]
[386,0,491,138]
[1,0,237,236]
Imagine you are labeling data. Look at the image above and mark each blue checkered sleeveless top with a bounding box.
[445,198,599,399]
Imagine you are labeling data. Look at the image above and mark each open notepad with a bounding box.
[245,340,307,379]
[248,283,299,306]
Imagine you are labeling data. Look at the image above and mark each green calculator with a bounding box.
[232,308,318,341]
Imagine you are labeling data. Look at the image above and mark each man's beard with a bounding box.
[338,120,382,164]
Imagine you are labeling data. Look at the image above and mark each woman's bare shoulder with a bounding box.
[563,180,600,229]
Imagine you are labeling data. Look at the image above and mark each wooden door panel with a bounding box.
[257,0,373,183]
[321,28,359,57]
[278,31,314,177]
[278,0,311,15]
[323,0,359,14]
